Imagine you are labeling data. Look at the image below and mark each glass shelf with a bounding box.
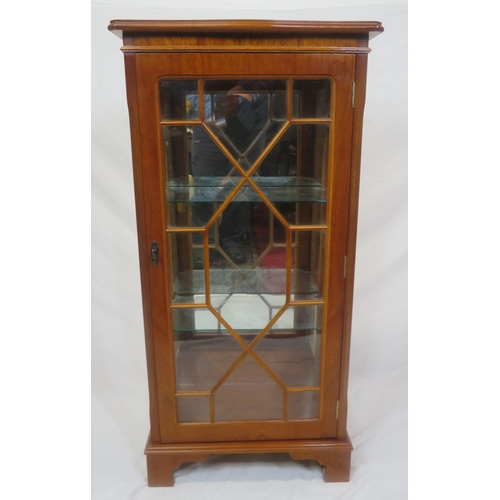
[173,327,321,334]
[173,294,284,333]
[167,176,327,203]
[172,295,321,338]
[173,268,320,299]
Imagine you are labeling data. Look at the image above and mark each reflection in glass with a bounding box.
[202,79,287,172]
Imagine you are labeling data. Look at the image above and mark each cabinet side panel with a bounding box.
[337,53,368,438]
[124,53,161,442]
[321,56,355,438]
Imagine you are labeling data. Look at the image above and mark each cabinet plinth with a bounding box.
[109,19,383,486]
[145,435,353,486]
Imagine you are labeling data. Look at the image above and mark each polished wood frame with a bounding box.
[109,19,383,486]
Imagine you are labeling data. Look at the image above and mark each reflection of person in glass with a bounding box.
[187,81,270,264]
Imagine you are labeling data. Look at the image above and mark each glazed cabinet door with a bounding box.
[130,52,355,443]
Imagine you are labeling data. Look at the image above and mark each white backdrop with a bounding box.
[91,1,407,499]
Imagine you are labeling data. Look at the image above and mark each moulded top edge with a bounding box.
[108,19,384,39]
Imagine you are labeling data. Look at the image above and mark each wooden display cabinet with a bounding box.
[108,19,383,486]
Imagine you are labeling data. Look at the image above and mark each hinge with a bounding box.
[343,256,347,278]
[351,81,356,108]
[336,401,340,420]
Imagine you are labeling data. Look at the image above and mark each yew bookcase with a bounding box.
[108,19,384,486]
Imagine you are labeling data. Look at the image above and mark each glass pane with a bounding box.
[214,355,284,421]
[204,194,288,336]
[292,80,331,118]
[160,80,199,121]
[177,395,210,423]
[254,305,322,387]
[251,124,329,225]
[206,189,288,268]
[202,79,287,172]
[213,293,284,341]
[172,308,245,392]
[168,229,325,305]
[291,230,326,300]
[288,391,319,420]
[164,125,244,229]
[168,233,206,303]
